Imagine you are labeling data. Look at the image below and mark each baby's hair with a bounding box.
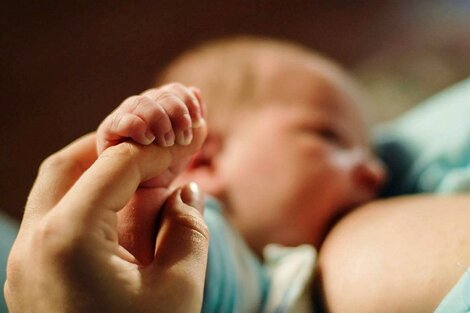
[156,35,368,132]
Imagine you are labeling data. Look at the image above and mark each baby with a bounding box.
[155,36,386,251]
[96,36,386,312]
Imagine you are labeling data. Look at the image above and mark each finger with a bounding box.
[160,83,203,127]
[179,182,205,214]
[143,87,193,146]
[58,121,206,223]
[57,141,173,220]
[117,187,171,265]
[149,183,208,286]
[164,119,207,166]
[189,86,206,120]
[140,155,192,188]
[23,133,97,227]
[97,112,154,153]
[121,95,175,147]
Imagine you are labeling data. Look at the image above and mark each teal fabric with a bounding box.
[0,200,270,313]
[374,77,470,196]
[0,212,19,312]
[1,78,469,312]
[373,78,470,313]
[202,199,238,312]
[202,198,269,313]
[434,269,470,313]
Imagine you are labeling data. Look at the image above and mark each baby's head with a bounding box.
[157,36,386,253]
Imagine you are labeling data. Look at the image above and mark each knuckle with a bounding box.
[166,101,189,117]
[180,94,195,107]
[4,280,15,311]
[34,218,76,259]
[99,141,139,161]
[148,103,167,120]
[142,87,158,94]
[3,281,10,303]
[155,90,176,103]
[119,114,141,131]
[39,153,73,175]
[108,112,123,132]
[141,88,159,99]
[165,82,195,104]
[150,114,171,132]
[125,95,151,112]
[174,212,210,241]
[164,82,185,91]
[126,115,143,130]
[133,96,152,111]
[5,251,22,284]
[122,95,139,109]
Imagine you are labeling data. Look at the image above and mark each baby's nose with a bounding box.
[353,156,386,195]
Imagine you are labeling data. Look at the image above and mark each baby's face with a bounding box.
[218,56,385,252]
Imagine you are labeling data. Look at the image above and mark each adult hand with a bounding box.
[4,133,209,313]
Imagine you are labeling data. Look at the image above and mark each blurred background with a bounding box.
[1,0,469,219]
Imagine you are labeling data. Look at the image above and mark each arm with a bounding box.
[315,195,470,313]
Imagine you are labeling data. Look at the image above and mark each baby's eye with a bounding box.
[317,128,344,145]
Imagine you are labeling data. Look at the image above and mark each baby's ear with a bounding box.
[187,133,222,170]
[176,132,226,196]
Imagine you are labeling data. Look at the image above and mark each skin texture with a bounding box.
[97,83,206,264]
[177,54,385,254]
[159,39,470,310]
[97,84,204,152]
[5,131,209,313]
[315,195,470,313]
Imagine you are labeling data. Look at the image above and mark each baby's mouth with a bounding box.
[319,203,356,247]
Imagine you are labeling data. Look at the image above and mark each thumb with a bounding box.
[151,182,209,290]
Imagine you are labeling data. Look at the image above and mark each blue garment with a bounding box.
[374,78,470,196]
[434,269,470,313]
[0,200,314,313]
[373,78,470,312]
[0,212,19,312]
[0,201,269,313]
[202,197,270,313]
[202,198,316,313]
[3,77,469,311]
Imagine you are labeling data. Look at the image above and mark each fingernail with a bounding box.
[191,106,203,128]
[189,92,204,127]
[161,131,175,147]
[144,129,155,144]
[181,182,204,213]
[176,128,193,146]
[192,116,205,128]
[190,87,206,118]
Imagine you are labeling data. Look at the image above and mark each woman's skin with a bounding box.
[4,132,209,313]
[315,195,470,313]
[4,112,469,313]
